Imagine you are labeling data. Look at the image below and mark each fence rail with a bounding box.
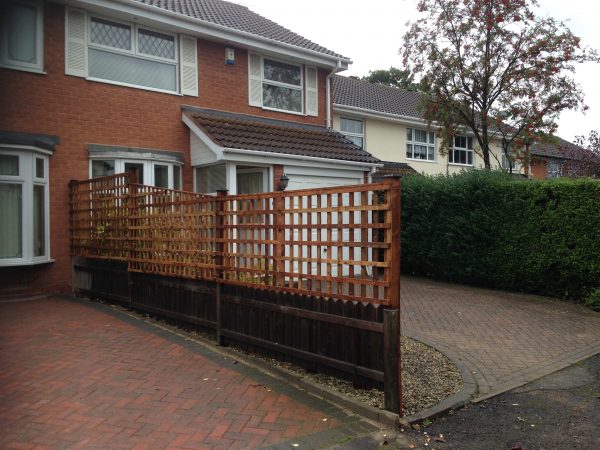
[70,172,401,306]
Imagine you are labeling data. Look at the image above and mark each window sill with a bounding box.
[448,163,475,167]
[261,105,305,116]
[407,158,437,164]
[0,63,46,75]
[86,77,183,96]
[0,258,55,268]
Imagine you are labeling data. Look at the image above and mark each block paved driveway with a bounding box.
[401,276,600,400]
[0,296,379,450]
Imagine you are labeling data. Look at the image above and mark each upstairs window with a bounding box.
[65,8,198,96]
[406,128,435,161]
[340,118,364,148]
[248,53,318,116]
[0,0,44,73]
[262,58,303,113]
[88,17,178,93]
[449,135,474,166]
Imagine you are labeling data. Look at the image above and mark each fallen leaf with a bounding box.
[434,435,446,443]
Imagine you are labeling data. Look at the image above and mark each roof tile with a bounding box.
[183,107,380,164]
[132,0,347,59]
[333,75,423,118]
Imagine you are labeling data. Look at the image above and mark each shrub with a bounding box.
[401,170,600,301]
[584,288,600,311]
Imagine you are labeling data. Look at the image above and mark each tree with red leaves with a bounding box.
[401,0,599,169]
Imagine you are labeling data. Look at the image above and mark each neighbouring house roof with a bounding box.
[131,0,348,60]
[530,136,589,161]
[182,107,381,164]
[371,161,418,181]
[333,75,423,119]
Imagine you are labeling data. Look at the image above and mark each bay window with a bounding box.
[449,135,474,166]
[406,128,435,161]
[0,149,50,265]
[90,158,182,189]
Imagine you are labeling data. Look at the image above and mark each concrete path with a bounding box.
[0,296,381,449]
[401,277,600,400]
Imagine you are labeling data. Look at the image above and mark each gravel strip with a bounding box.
[230,336,463,416]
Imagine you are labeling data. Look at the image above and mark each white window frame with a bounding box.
[0,0,44,74]
[0,147,51,266]
[89,158,182,189]
[339,117,364,149]
[193,163,227,195]
[449,135,475,166]
[261,56,304,116]
[406,127,436,162]
[86,14,180,95]
[501,147,522,173]
[236,167,269,194]
[547,161,563,179]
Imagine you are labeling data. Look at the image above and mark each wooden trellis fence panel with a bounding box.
[70,173,400,307]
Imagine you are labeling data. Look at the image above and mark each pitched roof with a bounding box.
[183,107,380,164]
[333,75,423,119]
[530,136,588,161]
[372,161,418,181]
[131,0,347,59]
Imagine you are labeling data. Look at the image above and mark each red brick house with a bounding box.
[0,0,380,295]
[529,136,600,179]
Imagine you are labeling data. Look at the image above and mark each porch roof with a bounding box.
[182,107,381,164]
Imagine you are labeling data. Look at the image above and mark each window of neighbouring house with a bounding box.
[547,161,563,178]
[340,118,364,148]
[501,147,522,173]
[406,128,435,161]
[0,0,44,73]
[87,16,178,93]
[0,149,50,265]
[449,135,474,166]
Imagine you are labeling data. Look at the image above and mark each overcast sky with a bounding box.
[240,0,600,142]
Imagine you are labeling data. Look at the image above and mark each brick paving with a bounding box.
[401,277,600,399]
[0,296,378,449]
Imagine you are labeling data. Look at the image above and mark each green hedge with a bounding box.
[401,171,600,300]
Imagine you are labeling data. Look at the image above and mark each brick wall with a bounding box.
[0,2,331,294]
[530,159,548,179]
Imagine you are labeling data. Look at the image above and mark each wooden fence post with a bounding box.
[126,169,137,309]
[215,189,228,345]
[273,193,285,288]
[384,176,402,415]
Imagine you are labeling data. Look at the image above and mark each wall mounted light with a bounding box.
[278,173,289,191]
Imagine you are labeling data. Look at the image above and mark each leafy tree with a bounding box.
[572,131,600,177]
[401,0,599,169]
[361,67,420,91]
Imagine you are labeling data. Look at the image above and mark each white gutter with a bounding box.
[333,104,436,128]
[222,147,382,169]
[66,0,352,67]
